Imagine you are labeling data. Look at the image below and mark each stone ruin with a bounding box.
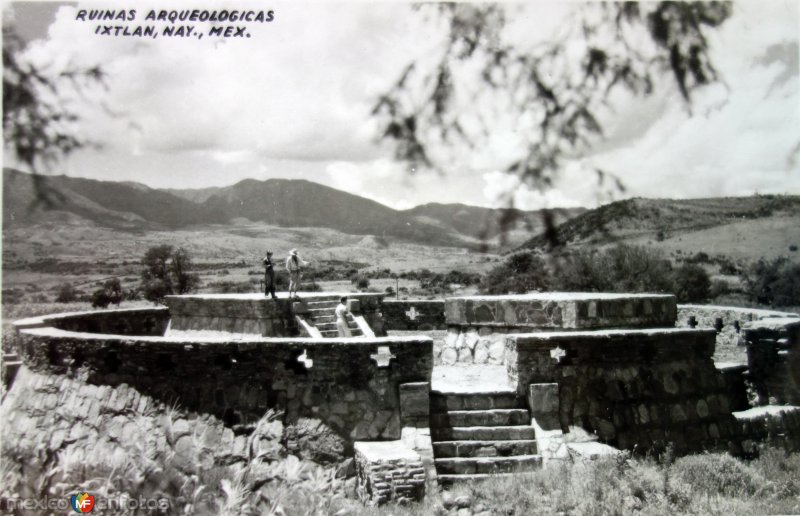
[2,291,799,506]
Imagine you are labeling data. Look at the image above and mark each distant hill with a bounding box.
[520,196,800,262]
[3,168,215,229]
[194,178,468,246]
[403,203,585,240]
[5,169,575,248]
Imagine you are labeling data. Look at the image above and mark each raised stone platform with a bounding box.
[165,292,385,337]
[445,292,677,330]
[438,293,678,366]
[506,327,740,454]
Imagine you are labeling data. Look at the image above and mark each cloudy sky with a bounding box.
[4,0,799,210]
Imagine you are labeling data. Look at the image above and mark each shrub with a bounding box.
[672,453,765,497]
[1,288,25,304]
[351,274,370,290]
[91,278,123,308]
[55,283,78,303]
[552,245,675,294]
[743,258,800,306]
[710,279,732,299]
[141,245,200,303]
[479,252,550,294]
[688,251,710,264]
[206,281,252,294]
[673,263,711,302]
[90,287,112,308]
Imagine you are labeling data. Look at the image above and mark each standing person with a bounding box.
[335,296,351,337]
[285,249,309,298]
[262,250,278,300]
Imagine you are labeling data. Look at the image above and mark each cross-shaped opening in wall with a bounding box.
[405,307,421,321]
[550,346,567,364]
[370,346,396,368]
[297,349,313,369]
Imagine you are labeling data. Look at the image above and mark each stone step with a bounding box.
[307,301,338,308]
[431,426,536,441]
[431,409,530,428]
[308,307,336,315]
[310,314,335,323]
[434,440,538,458]
[435,455,542,475]
[431,392,526,411]
[315,321,360,331]
[320,329,363,337]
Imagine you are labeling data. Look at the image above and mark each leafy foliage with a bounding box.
[141,245,200,303]
[90,278,123,308]
[54,283,78,303]
[373,2,731,202]
[557,245,676,294]
[480,252,550,294]
[480,244,711,301]
[743,258,800,307]
[673,263,711,303]
[351,274,370,291]
[672,453,766,497]
[2,25,104,178]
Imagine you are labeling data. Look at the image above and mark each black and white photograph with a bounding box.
[2,0,799,513]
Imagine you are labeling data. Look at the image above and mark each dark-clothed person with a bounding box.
[263,251,278,299]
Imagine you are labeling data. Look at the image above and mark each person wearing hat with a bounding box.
[335,296,352,337]
[263,250,278,300]
[285,249,309,297]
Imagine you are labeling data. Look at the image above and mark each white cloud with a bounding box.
[22,2,432,164]
[7,0,799,211]
[580,0,800,202]
[326,159,482,209]
[482,171,582,210]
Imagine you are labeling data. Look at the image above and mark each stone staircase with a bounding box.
[430,391,542,483]
[305,299,363,337]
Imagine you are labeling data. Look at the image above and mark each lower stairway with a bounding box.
[304,299,363,337]
[430,390,542,483]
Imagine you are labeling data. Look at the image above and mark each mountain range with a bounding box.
[2,168,581,247]
[520,195,800,263]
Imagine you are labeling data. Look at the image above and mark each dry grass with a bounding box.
[4,420,798,516]
[346,450,800,516]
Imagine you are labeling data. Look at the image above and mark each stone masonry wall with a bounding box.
[166,293,387,337]
[16,327,432,454]
[13,307,170,337]
[735,406,800,455]
[381,300,446,331]
[2,366,280,471]
[166,296,296,336]
[716,363,750,413]
[677,304,798,350]
[436,326,509,366]
[506,329,742,455]
[446,293,676,330]
[744,318,800,405]
[438,294,678,367]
